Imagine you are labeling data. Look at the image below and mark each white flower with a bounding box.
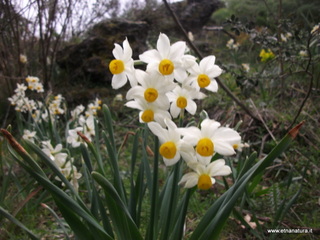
[311,24,319,35]
[109,38,135,89]
[178,159,231,190]
[85,98,102,116]
[67,127,84,148]
[241,63,250,72]
[79,115,96,137]
[226,39,240,50]
[59,161,82,192]
[14,83,27,96]
[19,54,27,64]
[139,33,187,81]
[126,70,175,106]
[25,76,44,92]
[114,93,123,102]
[178,118,241,164]
[22,130,37,143]
[148,119,194,166]
[41,141,68,166]
[187,55,222,92]
[166,85,206,118]
[125,98,171,126]
[299,50,308,57]
[71,105,85,120]
[49,94,65,115]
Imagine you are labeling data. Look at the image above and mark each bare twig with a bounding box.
[162,0,261,123]
[286,33,314,130]
[249,99,276,142]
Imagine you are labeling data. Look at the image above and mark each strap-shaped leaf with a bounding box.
[190,122,304,240]
[92,171,143,240]
[0,206,39,240]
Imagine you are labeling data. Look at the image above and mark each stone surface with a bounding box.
[56,19,149,86]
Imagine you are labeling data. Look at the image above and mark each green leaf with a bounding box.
[0,206,39,240]
[6,142,112,240]
[92,171,143,240]
[191,122,304,240]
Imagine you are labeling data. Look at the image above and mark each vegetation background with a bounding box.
[0,0,319,239]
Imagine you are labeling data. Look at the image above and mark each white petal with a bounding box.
[112,43,123,59]
[163,152,180,166]
[185,99,197,115]
[112,73,127,89]
[139,49,161,63]
[157,33,171,58]
[200,55,216,72]
[122,38,133,62]
[125,100,143,111]
[174,68,188,83]
[213,127,241,143]
[180,145,196,163]
[214,141,236,156]
[154,110,172,127]
[147,122,169,142]
[170,103,181,119]
[206,80,218,92]
[126,86,144,100]
[164,118,177,130]
[208,160,232,176]
[196,153,212,165]
[156,95,170,108]
[179,172,198,188]
[201,119,220,137]
[170,41,186,60]
[207,65,223,78]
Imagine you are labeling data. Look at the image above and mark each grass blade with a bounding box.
[0,206,39,240]
[92,171,143,240]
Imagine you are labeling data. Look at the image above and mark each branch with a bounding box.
[162,0,261,123]
[287,34,314,130]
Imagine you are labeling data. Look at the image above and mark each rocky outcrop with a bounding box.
[56,0,222,88]
[56,19,149,87]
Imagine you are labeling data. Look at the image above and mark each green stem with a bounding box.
[147,136,160,240]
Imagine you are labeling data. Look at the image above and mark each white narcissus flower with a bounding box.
[41,141,68,166]
[19,54,27,64]
[125,98,171,127]
[178,159,231,190]
[59,160,82,192]
[85,98,102,117]
[178,118,241,165]
[109,38,135,89]
[67,127,84,148]
[187,55,222,92]
[166,85,206,118]
[148,119,194,166]
[126,70,175,107]
[14,83,27,96]
[25,76,44,93]
[139,33,187,81]
[22,130,37,143]
[79,115,96,137]
[71,104,85,120]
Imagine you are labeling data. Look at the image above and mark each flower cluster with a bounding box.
[8,78,43,114]
[109,33,244,190]
[67,98,102,148]
[8,77,103,191]
[26,76,44,93]
[226,38,240,50]
[259,49,275,62]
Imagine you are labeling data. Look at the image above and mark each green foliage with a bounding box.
[1,1,320,239]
